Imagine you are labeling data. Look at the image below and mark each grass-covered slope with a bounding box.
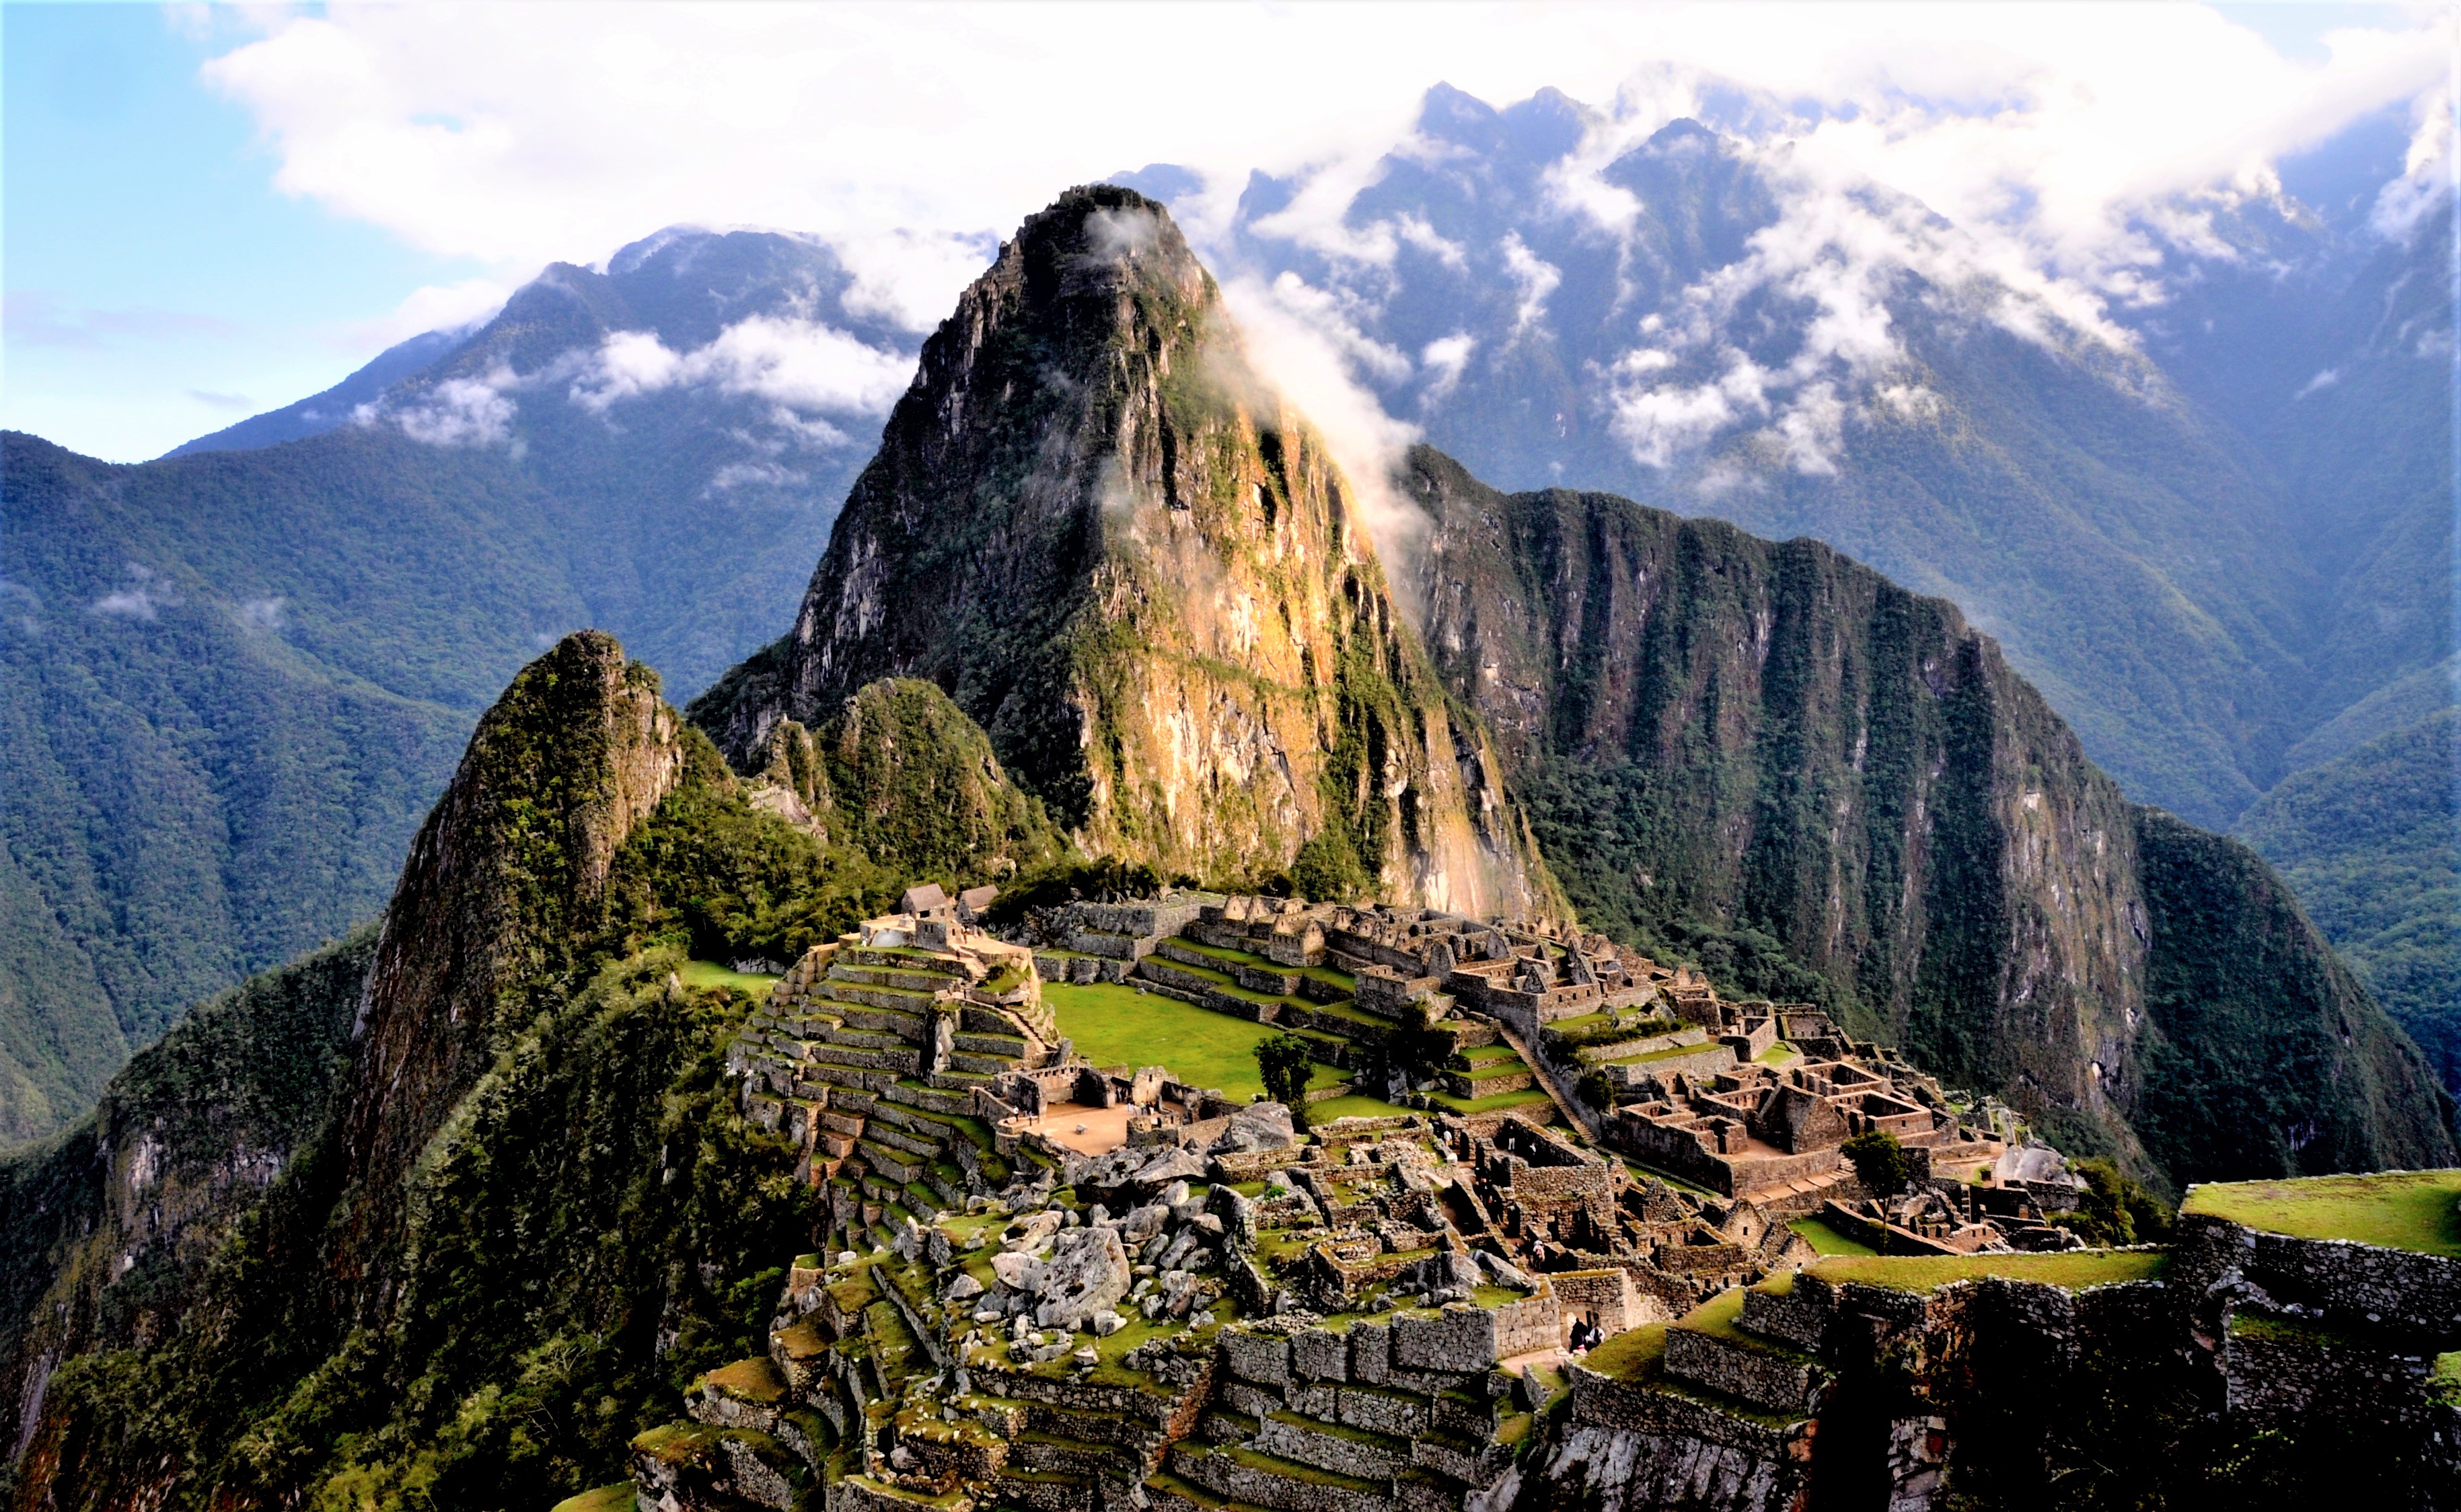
[2182,1170,2461,1258]
[0,428,537,1147]
[2238,707,2460,1101]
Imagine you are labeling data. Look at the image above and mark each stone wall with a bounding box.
[2173,1211,2461,1344]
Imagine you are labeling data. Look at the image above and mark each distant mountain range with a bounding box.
[1,85,2449,1147]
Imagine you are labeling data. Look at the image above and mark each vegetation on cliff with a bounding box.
[2238,706,2461,1104]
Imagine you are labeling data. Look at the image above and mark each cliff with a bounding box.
[329,630,685,1295]
[691,187,1558,917]
[1399,449,2456,1186]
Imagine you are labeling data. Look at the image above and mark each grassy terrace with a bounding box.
[2181,1170,2461,1258]
[1673,1287,1808,1359]
[1808,1249,2169,1293]
[682,959,782,995]
[1163,936,1358,993]
[1788,1217,1878,1256]
[1043,980,1345,1100]
[1428,1086,1553,1116]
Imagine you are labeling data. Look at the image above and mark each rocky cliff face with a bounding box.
[330,630,684,1294]
[1399,449,2456,1184]
[692,188,1557,917]
[0,931,373,1472]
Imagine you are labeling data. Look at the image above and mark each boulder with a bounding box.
[946,1273,985,1303]
[1092,1310,1128,1336]
[992,1252,1046,1293]
[1211,1101,1296,1154]
[1035,1226,1132,1330]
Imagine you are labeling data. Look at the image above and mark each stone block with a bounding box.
[1391,1305,1500,1374]
[1349,1320,1391,1384]
[1335,1385,1429,1438]
[1222,1326,1294,1387]
[1292,1327,1350,1382]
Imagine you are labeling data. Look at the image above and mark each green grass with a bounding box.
[1043,980,1341,1100]
[1673,1287,1807,1359]
[679,958,783,995]
[1755,1043,1800,1065]
[2181,1170,2461,1257]
[1428,1086,1555,1115]
[550,1486,639,1512]
[1808,1249,2169,1293]
[1581,1322,1668,1382]
[1788,1217,1878,1256]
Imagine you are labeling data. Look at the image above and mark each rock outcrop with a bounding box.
[692,186,1558,916]
[330,630,685,1290]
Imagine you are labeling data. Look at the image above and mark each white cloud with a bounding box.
[706,460,807,494]
[1420,332,1476,408]
[1499,233,1562,336]
[366,375,517,447]
[2371,80,2456,241]
[346,277,515,351]
[1218,271,1431,604]
[568,315,913,420]
[236,596,285,630]
[116,3,2444,480]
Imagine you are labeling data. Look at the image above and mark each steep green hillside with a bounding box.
[2239,708,2461,1100]
[0,230,922,1147]
[0,429,536,1145]
[0,636,1055,1510]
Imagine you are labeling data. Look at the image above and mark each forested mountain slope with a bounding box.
[0,229,924,1145]
[0,633,1055,1508]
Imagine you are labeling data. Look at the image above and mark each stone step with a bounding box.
[1255,1411,1413,1480]
[824,1026,910,1053]
[801,1061,899,1095]
[1168,1442,1395,1512]
[887,1080,979,1115]
[856,1139,926,1185]
[823,984,940,1017]
[867,1122,943,1160]
[991,1467,1101,1512]
[928,1070,994,1094]
[947,1050,1017,1077]
[954,1030,1027,1057]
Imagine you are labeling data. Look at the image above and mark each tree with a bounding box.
[2066,1158,2174,1245]
[1255,1034,1317,1132]
[1576,1069,1615,1109]
[1842,1129,1910,1196]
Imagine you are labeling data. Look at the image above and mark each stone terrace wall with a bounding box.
[2172,1212,2461,1343]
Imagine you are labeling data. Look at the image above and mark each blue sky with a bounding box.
[3,1,2447,463]
[5,3,484,457]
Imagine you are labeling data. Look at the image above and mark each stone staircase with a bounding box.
[729,934,1060,1257]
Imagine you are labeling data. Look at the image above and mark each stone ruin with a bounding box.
[630,887,2221,1512]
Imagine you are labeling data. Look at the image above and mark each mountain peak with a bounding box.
[692,189,1559,915]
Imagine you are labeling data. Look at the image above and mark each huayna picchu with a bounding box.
[2,187,2456,1512]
